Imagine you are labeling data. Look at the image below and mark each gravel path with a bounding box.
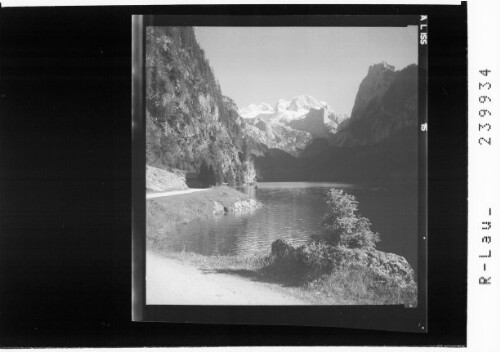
[146,188,208,199]
[146,251,308,305]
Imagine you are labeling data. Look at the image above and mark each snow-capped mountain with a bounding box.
[237,95,349,156]
[276,95,330,120]
[239,95,347,126]
[238,103,275,119]
[239,95,348,139]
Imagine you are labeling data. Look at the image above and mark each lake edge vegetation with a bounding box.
[147,187,417,306]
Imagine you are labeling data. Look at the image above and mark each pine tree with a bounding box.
[320,188,380,249]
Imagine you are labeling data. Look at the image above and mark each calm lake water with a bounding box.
[161,182,418,272]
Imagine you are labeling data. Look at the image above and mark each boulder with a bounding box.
[226,199,260,213]
[325,246,415,288]
[269,239,416,289]
[212,201,225,216]
[271,239,298,258]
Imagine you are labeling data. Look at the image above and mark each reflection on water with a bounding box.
[157,182,418,272]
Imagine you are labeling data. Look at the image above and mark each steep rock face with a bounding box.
[145,27,257,185]
[254,119,268,132]
[331,63,418,147]
[244,119,312,157]
[350,62,397,123]
[146,165,188,192]
[289,108,333,138]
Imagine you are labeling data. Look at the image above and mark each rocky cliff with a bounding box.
[145,27,258,186]
[331,63,418,147]
[238,95,347,156]
[146,165,188,192]
[289,108,334,139]
[243,118,312,157]
[256,63,419,185]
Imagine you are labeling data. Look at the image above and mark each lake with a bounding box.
[161,182,418,273]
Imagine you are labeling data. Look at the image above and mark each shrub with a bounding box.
[319,188,380,249]
[268,239,337,277]
[298,241,336,272]
[265,239,417,306]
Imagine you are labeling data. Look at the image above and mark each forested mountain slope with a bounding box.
[145,27,258,186]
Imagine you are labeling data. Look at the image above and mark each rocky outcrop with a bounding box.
[349,62,397,123]
[269,239,416,292]
[244,119,312,157]
[211,198,261,216]
[225,199,260,213]
[241,159,257,184]
[212,201,225,215]
[327,246,415,288]
[146,165,188,192]
[289,108,332,138]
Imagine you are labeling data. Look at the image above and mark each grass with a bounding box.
[305,266,417,306]
[260,240,417,306]
[161,249,270,271]
[150,244,417,306]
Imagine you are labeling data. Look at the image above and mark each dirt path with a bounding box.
[146,251,308,305]
[146,188,208,199]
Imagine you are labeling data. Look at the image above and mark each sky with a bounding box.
[194,26,417,116]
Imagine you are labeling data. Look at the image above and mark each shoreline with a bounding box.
[147,185,262,250]
[146,184,417,307]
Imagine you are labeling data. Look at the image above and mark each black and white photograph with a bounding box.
[143,22,424,307]
[0,1,477,347]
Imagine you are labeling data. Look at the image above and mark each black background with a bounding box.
[0,4,467,347]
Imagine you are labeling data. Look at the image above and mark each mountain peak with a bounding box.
[288,95,328,112]
[240,95,336,120]
[258,102,274,111]
[349,62,399,122]
[369,61,396,73]
[238,103,275,119]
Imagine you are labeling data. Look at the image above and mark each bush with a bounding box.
[298,241,336,272]
[268,239,337,277]
[319,188,380,249]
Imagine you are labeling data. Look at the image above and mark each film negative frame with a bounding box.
[132,13,428,333]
